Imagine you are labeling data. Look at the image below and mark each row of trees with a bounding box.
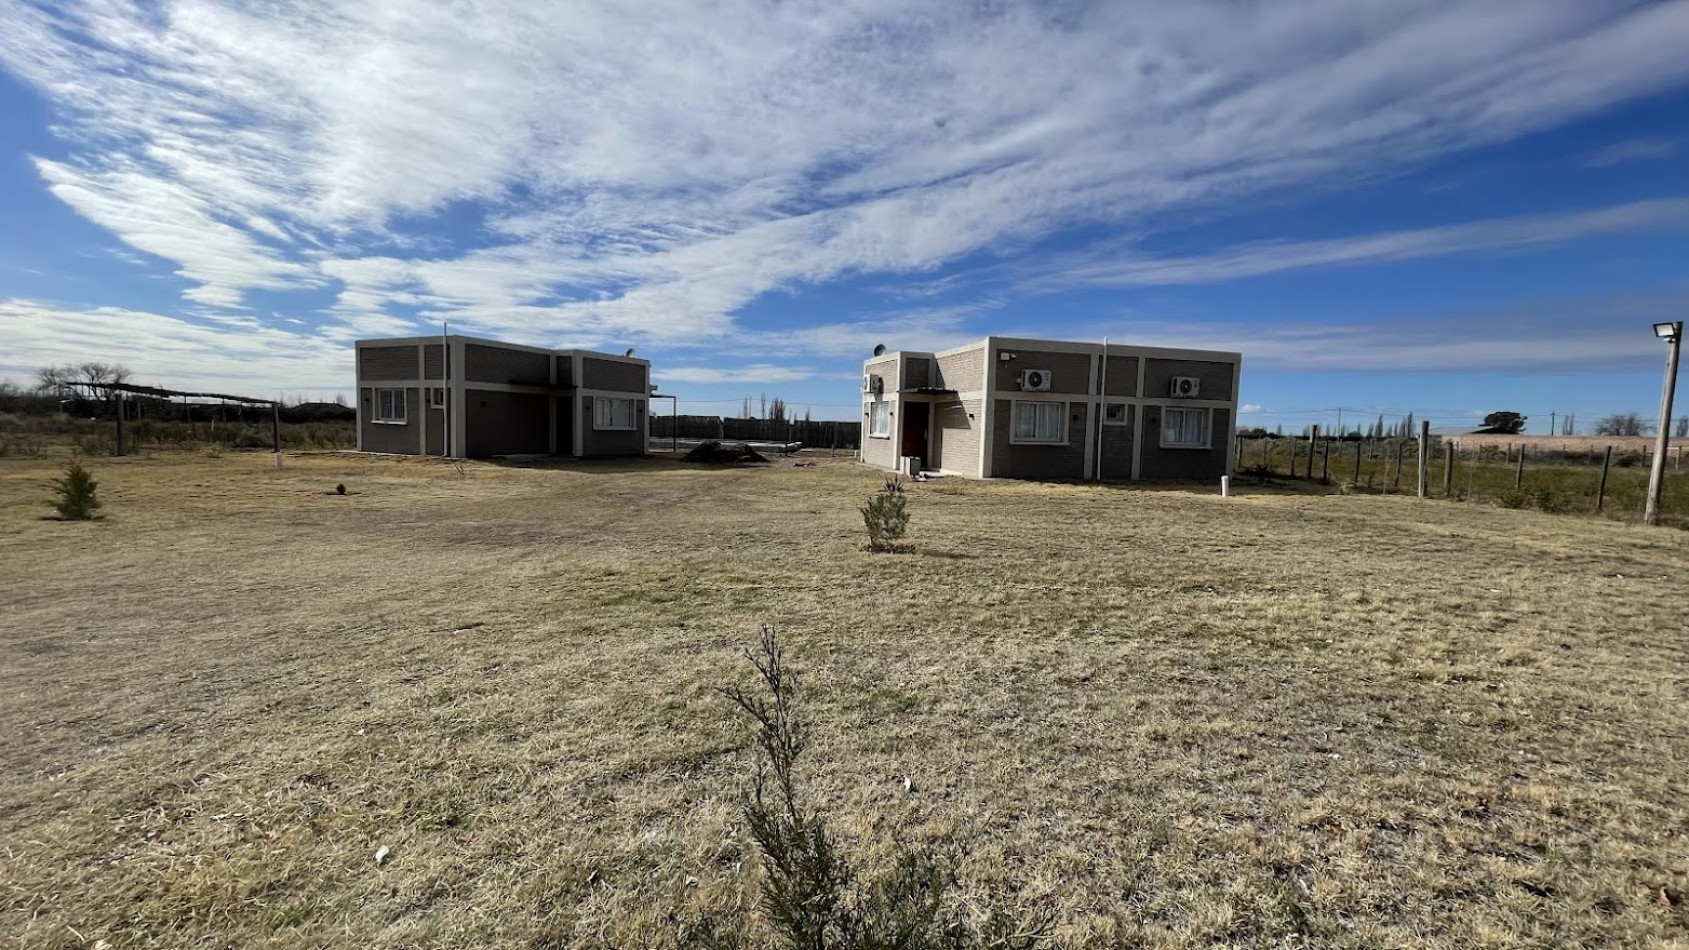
[1238,410,1689,440]
[738,393,816,424]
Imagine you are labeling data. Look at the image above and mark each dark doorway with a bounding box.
[901,401,930,469]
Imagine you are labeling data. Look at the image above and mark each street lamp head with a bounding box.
[1655,321,1683,341]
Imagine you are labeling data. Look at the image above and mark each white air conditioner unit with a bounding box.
[862,374,884,395]
[1170,376,1200,398]
[1018,368,1052,391]
[862,374,872,393]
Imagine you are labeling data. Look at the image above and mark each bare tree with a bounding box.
[1593,412,1652,437]
[36,362,133,397]
[35,365,72,397]
[75,362,131,387]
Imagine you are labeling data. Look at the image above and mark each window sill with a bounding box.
[869,433,892,439]
[371,419,408,425]
[1009,438,1067,445]
[1160,442,1210,450]
[593,425,637,432]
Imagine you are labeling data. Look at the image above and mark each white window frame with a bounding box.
[593,396,638,431]
[868,400,892,439]
[1010,400,1067,444]
[426,386,446,410]
[1160,406,1211,449]
[1103,402,1129,426]
[374,387,407,424]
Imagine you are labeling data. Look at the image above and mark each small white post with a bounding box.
[1220,475,1231,497]
[274,453,284,470]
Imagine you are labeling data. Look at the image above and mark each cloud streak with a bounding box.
[2,0,1687,341]
[1028,198,1689,290]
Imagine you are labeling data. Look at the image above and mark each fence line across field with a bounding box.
[1233,432,1688,520]
[649,414,861,452]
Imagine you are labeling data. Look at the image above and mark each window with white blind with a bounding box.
[869,400,891,438]
[374,388,406,423]
[1161,407,1210,448]
[593,397,638,430]
[1011,401,1066,443]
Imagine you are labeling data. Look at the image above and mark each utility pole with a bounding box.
[1549,412,1556,437]
[1645,321,1683,526]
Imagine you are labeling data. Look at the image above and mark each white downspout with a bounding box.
[1095,336,1108,481]
[441,321,450,458]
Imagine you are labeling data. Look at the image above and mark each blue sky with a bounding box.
[2,1,1687,432]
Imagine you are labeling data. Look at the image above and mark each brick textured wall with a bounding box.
[994,349,1092,395]
[989,399,1088,479]
[931,398,982,475]
[359,346,417,381]
[465,344,551,385]
[359,386,420,453]
[935,347,985,392]
[582,358,646,393]
[1143,358,1235,401]
[1103,355,1140,396]
[1139,406,1231,480]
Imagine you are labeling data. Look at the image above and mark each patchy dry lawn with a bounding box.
[2,450,1687,949]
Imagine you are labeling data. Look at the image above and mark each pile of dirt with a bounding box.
[681,440,769,464]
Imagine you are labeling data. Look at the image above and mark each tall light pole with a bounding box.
[1645,320,1682,526]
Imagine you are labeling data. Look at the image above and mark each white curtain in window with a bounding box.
[1014,402,1064,441]
[377,388,405,422]
[595,397,636,429]
[1164,407,1207,445]
[870,401,891,436]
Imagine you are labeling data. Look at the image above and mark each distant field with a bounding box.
[1450,433,1687,455]
[3,450,1688,948]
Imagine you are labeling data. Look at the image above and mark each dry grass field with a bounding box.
[3,449,1689,949]
[1450,433,1686,455]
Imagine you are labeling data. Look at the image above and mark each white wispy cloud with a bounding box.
[0,298,347,394]
[1027,198,1689,290]
[1058,287,1689,374]
[2,0,1687,347]
[1584,137,1683,167]
[656,365,812,385]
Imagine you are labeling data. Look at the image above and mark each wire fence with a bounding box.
[1235,435,1689,523]
[649,414,861,450]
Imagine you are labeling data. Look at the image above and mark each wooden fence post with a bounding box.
[1514,444,1526,488]
[1306,425,1318,479]
[1443,438,1454,496]
[1289,439,1298,479]
[271,401,282,455]
[1597,446,1613,511]
[1353,440,1362,485]
[1321,439,1331,483]
[1392,439,1404,488]
[1417,421,1430,497]
[114,394,126,457]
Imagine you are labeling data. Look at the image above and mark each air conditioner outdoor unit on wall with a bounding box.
[1018,368,1052,391]
[1170,376,1200,398]
[863,374,884,395]
[862,374,872,393]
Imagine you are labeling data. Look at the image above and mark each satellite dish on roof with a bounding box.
[872,344,886,356]
[624,347,637,358]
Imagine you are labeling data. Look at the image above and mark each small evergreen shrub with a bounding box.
[51,462,102,520]
[717,627,1044,950]
[861,476,910,552]
[1498,489,1529,509]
